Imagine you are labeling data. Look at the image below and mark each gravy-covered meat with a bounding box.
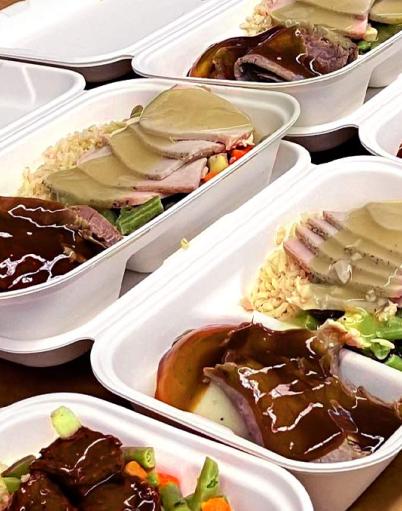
[32,427,123,496]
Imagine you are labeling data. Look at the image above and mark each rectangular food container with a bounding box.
[0,78,299,341]
[0,393,313,511]
[132,0,402,129]
[0,0,211,82]
[0,140,311,368]
[0,59,85,143]
[359,77,402,162]
[91,156,402,511]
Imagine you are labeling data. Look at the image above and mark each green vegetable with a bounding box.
[147,470,159,487]
[188,458,220,511]
[100,209,118,226]
[2,477,20,493]
[0,478,8,506]
[130,105,143,119]
[1,455,35,478]
[357,40,373,53]
[116,197,164,235]
[122,447,155,470]
[51,406,81,439]
[385,354,402,372]
[294,311,319,330]
[160,482,192,511]
[371,23,402,50]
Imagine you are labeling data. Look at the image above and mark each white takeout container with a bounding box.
[90,156,402,511]
[0,78,299,341]
[0,141,311,368]
[0,59,84,143]
[132,0,402,129]
[0,393,313,511]
[0,0,211,82]
[359,77,402,162]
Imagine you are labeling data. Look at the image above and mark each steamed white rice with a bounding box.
[240,1,273,36]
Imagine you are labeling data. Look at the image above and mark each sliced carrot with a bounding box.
[125,461,148,480]
[202,171,220,183]
[157,472,180,488]
[229,145,254,164]
[201,497,232,511]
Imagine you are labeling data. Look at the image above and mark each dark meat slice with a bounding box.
[234,25,358,82]
[0,197,105,292]
[203,324,402,462]
[31,426,123,497]
[71,205,122,248]
[8,471,77,511]
[81,476,161,511]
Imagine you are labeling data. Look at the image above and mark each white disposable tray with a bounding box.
[0,393,313,511]
[133,0,402,129]
[0,78,299,341]
[90,156,402,511]
[0,0,212,82]
[289,75,402,152]
[359,78,402,162]
[0,141,311,368]
[0,59,84,143]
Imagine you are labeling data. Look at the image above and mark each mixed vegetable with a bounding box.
[0,407,233,511]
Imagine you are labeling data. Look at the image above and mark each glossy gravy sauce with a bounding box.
[157,323,402,462]
[0,197,101,292]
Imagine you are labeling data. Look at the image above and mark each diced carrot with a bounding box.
[229,145,254,164]
[125,461,148,480]
[201,497,232,511]
[202,171,220,183]
[157,472,180,488]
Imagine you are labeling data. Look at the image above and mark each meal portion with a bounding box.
[189,0,402,82]
[0,407,233,511]
[246,201,402,370]
[22,86,255,238]
[156,322,402,462]
[0,196,121,292]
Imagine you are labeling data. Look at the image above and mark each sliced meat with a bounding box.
[8,471,77,511]
[107,127,184,181]
[284,237,402,298]
[81,476,161,511]
[130,124,225,162]
[71,206,122,247]
[234,25,358,82]
[0,197,104,292]
[45,168,162,209]
[302,0,375,18]
[271,2,368,39]
[32,426,123,497]
[133,158,206,194]
[139,86,253,149]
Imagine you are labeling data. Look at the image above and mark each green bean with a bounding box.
[116,197,164,235]
[147,470,159,487]
[160,482,192,511]
[1,455,35,478]
[100,209,118,226]
[2,477,20,493]
[188,458,220,511]
[122,447,155,470]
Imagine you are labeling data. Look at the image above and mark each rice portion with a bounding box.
[19,121,125,200]
[245,223,310,320]
[240,1,273,36]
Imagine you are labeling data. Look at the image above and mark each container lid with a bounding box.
[0,0,210,68]
[0,59,85,144]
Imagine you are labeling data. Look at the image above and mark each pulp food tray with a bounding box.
[0,393,313,511]
[0,0,211,82]
[359,78,402,163]
[0,78,299,342]
[0,59,84,144]
[90,156,402,511]
[132,0,402,129]
[0,141,311,368]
